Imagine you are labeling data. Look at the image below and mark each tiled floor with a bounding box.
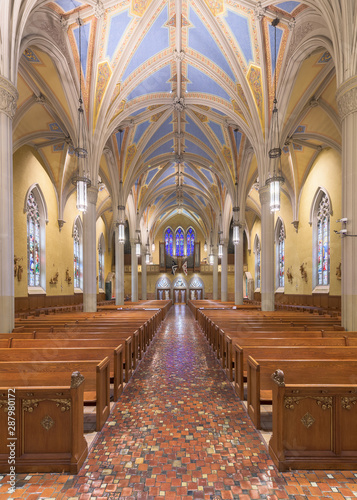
[1,304,357,499]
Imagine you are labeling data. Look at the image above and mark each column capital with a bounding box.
[259,185,270,206]
[0,75,19,119]
[336,76,357,121]
[87,186,98,205]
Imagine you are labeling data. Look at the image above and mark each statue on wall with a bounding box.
[300,263,308,282]
[336,262,341,280]
[14,255,24,281]
[50,272,59,285]
[287,267,293,284]
[65,268,72,284]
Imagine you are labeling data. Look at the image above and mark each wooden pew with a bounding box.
[0,358,110,431]
[246,357,357,429]
[0,371,88,473]
[268,370,357,471]
[234,345,357,399]
[224,335,347,382]
[0,347,124,401]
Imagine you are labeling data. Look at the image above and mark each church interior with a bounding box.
[1,0,357,498]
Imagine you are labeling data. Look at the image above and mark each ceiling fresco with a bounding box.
[14,0,340,245]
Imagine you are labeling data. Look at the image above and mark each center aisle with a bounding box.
[59,304,357,499]
[64,304,286,499]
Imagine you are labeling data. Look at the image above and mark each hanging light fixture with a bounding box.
[151,242,155,252]
[72,16,90,211]
[117,205,125,244]
[209,230,214,265]
[232,130,241,245]
[135,230,141,257]
[145,225,150,264]
[265,17,284,212]
[204,240,207,253]
[218,231,223,258]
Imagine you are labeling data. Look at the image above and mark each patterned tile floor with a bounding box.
[1,304,357,499]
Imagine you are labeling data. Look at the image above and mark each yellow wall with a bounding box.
[14,146,113,298]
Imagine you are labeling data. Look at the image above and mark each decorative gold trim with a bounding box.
[341,397,357,410]
[23,398,71,412]
[0,400,9,412]
[301,412,315,428]
[314,397,333,410]
[284,397,303,409]
[41,415,54,431]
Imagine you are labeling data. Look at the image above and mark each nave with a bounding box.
[1,305,357,500]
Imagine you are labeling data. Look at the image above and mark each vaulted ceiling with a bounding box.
[14,0,340,243]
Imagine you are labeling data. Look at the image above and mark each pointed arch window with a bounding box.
[73,217,83,290]
[187,227,195,256]
[254,236,261,290]
[317,194,330,286]
[27,191,41,287]
[26,185,47,291]
[275,218,285,290]
[176,227,184,257]
[164,227,173,256]
[98,234,105,290]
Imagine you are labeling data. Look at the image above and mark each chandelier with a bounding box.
[265,18,284,212]
[72,17,90,211]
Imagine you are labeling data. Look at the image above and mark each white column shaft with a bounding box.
[141,250,147,300]
[83,188,97,312]
[131,242,138,302]
[221,243,228,301]
[0,112,14,332]
[235,228,244,305]
[260,187,275,311]
[115,229,124,306]
[213,252,218,300]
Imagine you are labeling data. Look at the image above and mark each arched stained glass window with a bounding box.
[187,227,195,256]
[73,222,81,289]
[317,194,330,286]
[165,228,173,256]
[255,238,261,290]
[27,191,40,287]
[98,235,104,290]
[278,224,285,288]
[176,227,184,256]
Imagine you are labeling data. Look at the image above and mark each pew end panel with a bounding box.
[114,345,124,400]
[234,344,244,400]
[0,372,88,473]
[269,372,357,471]
[96,357,111,431]
[247,356,261,429]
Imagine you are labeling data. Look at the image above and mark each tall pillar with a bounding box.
[336,76,357,330]
[141,246,147,300]
[131,240,138,302]
[259,186,275,311]
[0,76,18,332]
[221,240,228,301]
[115,227,124,305]
[213,249,218,300]
[83,186,98,312]
[235,226,244,305]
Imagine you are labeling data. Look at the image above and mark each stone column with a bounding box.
[235,226,244,305]
[131,240,138,302]
[0,76,18,332]
[259,186,275,311]
[220,239,228,301]
[141,245,147,300]
[83,186,98,312]
[213,249,218,300]
[115,226,124,305]
[336,76,357,331]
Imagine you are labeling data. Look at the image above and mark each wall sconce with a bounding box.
[117,205,125,243]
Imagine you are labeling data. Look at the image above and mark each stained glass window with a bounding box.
[317,194,330,286]
[73,222,80,289]
[98,239,104,289]
[164,228,173,256]
[255,240,261,289]
[27,191,40,287]
[278,225,285,288]
[176,228,184,256]
[187,228,195,256]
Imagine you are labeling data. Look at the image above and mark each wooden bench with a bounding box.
[268,369,357,471]
[0,346,124,401]
[0,358,110,431]
[234,345,357,400]
[0,371,88,473]
[246,357,357,429]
